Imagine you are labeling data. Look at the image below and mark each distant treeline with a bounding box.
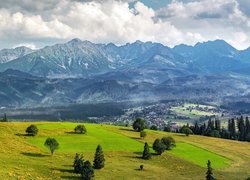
[187,116,250,142]
[5,103,125,121]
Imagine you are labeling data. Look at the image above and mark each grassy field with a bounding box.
[171,103,219,119]
[0,122,249,179]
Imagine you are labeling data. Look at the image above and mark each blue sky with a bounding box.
[140,0,195,9]
[0,0,249,50]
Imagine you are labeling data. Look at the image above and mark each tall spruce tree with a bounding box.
[2,113,7,122]
[142,142,151,160]
[246,117,250,134]
[246,117,250,141]
[81,161,94,180]
[238,116,245,141]
[93,145,105,169]
[73,153,84,174]
[228,118,236,139]
[215,119,221,132]
[194,121,200,135]
[206,160,215,180]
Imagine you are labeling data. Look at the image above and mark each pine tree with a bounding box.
[93,145,105,169]
[194,121,200,134]
[142,142,151,160]
[73,153,84,174]
[215,119,221,132]
[246,117,250,142]
[246,117,250,134]
[81,161,94,180]
[238,116,245,141]
[206,160,215,180]
[228,118,236,139]
[2,113,7,122]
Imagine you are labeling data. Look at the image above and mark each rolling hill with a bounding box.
[0,122,249,179]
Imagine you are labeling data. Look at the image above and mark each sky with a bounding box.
[0,0,249,50]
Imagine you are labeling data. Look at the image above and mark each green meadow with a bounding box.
[0,122,249,179]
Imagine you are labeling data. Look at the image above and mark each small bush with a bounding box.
[140,131,147,139]
[26,125,38,136]
[74,125,87,134]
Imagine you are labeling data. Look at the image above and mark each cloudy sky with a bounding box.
[0,0,249,50]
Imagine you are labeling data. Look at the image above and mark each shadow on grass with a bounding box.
[15,133,29,137]
[175,134,188,137]
[61,176,80,180]
[53,167,80,180]
[119,128,135,132]
[65,132,77,134]
[131,137,141,140]
[123,152,142,159]
[65,132,86,135]
[51,167,74,173]
[21,152,49,157]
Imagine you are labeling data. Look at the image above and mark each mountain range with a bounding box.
[0,39,249,107]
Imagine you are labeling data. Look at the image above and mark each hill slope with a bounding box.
[0,122,249,179]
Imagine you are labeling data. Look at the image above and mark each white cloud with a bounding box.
[155,0,250,49]
[13,43,37,50]
[0,0,249,50]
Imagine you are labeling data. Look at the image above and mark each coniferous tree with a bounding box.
[142,142,151,160]
[93,145,105,169]
[81,161,94,180]
[194,121,200,135]
[2,113,7,122]
[246,117,250,134]
[246,117,250,142]
[200,123,207,135]
[215,119,221,132]
[206,160,215,180]
[238,116,245,141]
[73,153,84,174]
[228,118,236,139]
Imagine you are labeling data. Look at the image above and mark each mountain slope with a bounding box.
[0,46,33,63]
[0,39,112,77]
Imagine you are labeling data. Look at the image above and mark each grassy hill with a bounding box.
[0,122,249,179]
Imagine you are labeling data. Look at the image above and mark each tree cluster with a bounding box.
[152,136,176,155]
[73,145,105,179]
[188,116,250,142]
[0,113,8,122]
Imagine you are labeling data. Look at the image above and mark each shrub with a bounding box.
[153,138,166,155]
[133,118,146,132]
[26,125,38,136]
[74,125,87,134]
[161,136,176,150]
[150,125,158,130]
[140,131,147,139]
[180,126,193,136]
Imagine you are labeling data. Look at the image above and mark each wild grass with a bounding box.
[0,122,249,179]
